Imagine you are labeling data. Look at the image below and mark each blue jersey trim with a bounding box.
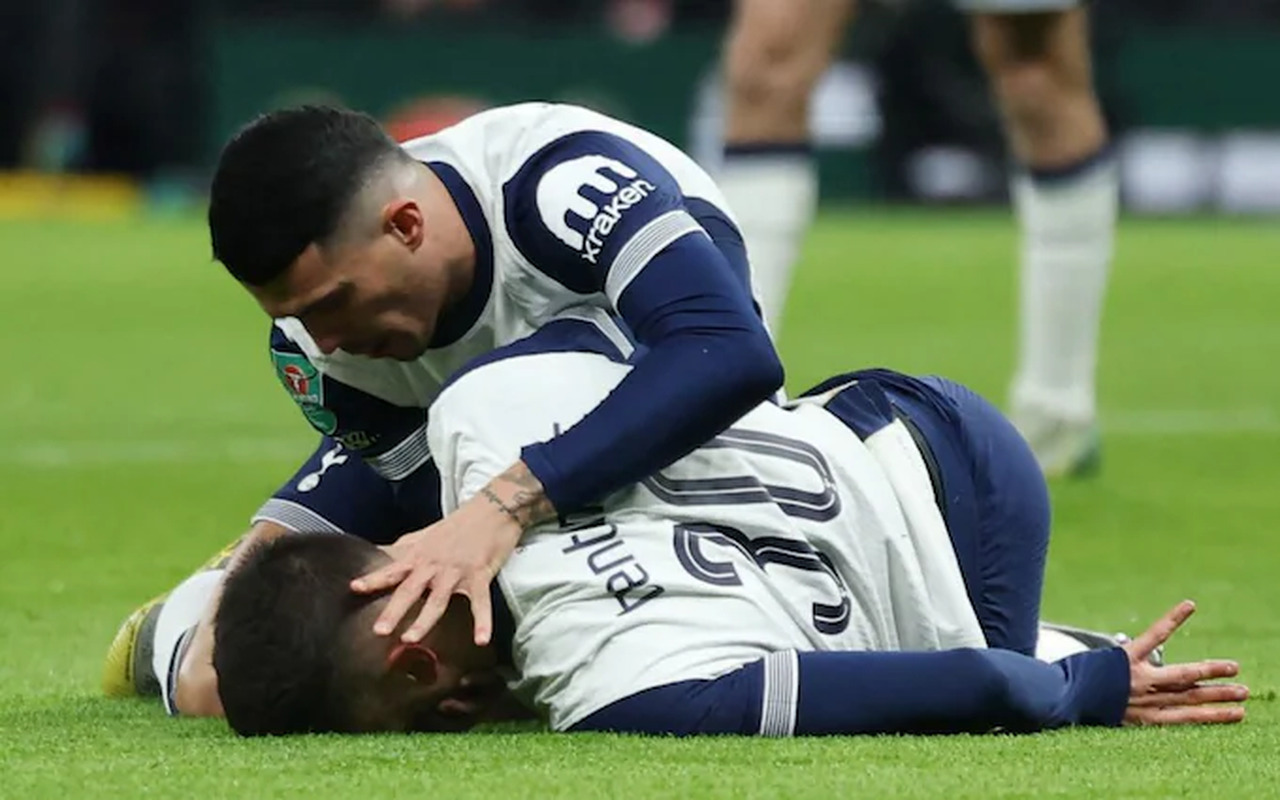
[426,161,494,349]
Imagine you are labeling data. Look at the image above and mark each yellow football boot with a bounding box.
[102,594,165,697]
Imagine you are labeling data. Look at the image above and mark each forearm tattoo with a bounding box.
[479,486,524,526]
[482,461,556,528]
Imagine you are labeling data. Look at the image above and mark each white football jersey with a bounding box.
[427,341,985,731]
[269,103,759,481]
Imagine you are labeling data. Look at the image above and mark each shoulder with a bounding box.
[500,124,689,292]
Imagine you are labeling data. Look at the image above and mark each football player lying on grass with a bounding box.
[205,320,1246,736]
[215,534,1240,736]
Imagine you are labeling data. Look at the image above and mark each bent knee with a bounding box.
[724,0,853,117]
[987,60,1062,119]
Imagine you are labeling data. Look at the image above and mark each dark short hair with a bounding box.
[208,105,407,286]
[213,533,381,736]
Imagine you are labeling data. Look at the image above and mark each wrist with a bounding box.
[479,460,557,530]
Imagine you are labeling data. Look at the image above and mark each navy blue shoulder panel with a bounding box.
[426,161,495,349]
[267,436,441,543]
[571,663,763,735]
[502,130,685,294]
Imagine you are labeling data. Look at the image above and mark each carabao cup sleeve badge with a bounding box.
[270,349,339,435]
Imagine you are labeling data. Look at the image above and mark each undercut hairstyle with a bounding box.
[208,105,410,286]
[213,533,385,736]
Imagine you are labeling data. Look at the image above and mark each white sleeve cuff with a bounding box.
[364,425,433,481]
[758,649,800,737]
[604,209,704,305]
[250,498,344,534]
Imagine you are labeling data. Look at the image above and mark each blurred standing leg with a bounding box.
[966,5,1115,477]
[717,0,856,333]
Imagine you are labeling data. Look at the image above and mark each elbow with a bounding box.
[918,649,1037,734]
[961,648,1060,733]
[755,337,786,396]
[955,649,1016,717]
[733,329,785,401]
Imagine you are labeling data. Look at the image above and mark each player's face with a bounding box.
[371,621,506,733]
[400,666,510,733]
[247,223,448,361]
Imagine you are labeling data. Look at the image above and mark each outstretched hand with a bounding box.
[1122,600,1247,726]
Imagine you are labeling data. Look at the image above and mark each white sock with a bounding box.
[717,148,818,334]
[1010,152,1118,425]
[152,568,225,713]
[1034,625,1092,662]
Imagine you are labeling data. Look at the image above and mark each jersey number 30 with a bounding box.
[648,428,852,635]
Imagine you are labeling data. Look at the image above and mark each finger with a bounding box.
[1129,683,1249,708]
[351,561,413,594]
[1146,660,1240,691]
[401,572,461,643]
[383,538,415,562]
[1128,600,1196,661]
[1126,704,1246,726]
[466,577,494,647]
[373,567,436,636]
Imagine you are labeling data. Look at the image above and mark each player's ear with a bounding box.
[383,199,425,250]
[386,642,440,688]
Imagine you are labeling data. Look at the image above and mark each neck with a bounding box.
[443,245,475,308]
[423,166,476,310]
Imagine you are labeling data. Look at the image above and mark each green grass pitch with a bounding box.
[1,210,1278,798]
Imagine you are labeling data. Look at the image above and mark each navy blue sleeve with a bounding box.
[255,437,432,545]
[505,132,783,513]
[571,648,1130,736]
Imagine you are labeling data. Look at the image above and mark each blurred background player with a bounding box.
[717,0,1114,477]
